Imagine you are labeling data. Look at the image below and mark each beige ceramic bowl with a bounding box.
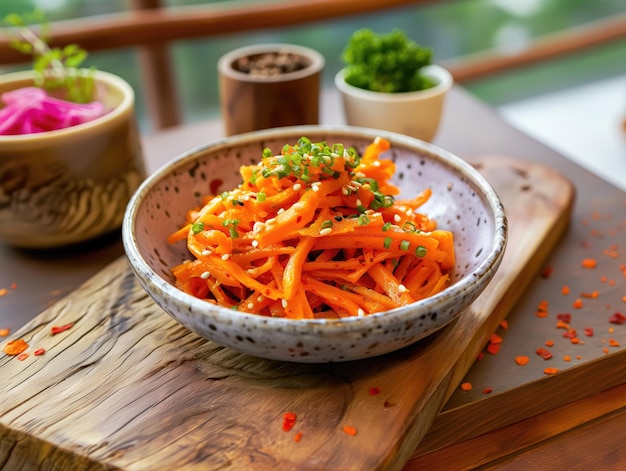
[0,70,147,248]
[123,125,507,363]
[335,65,453,142]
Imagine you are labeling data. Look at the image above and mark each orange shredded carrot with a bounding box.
[167,136,455,319]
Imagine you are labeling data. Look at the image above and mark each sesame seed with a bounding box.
[266,217,276,224]
[356,199,362,207]
[257,295,265,302]
[200,271,210,279]
[394,214,402,223]
[253,222,266,233]
[398,284,407,293]
[281,299,288,308]
[373,161,381,167]
[277,208,285,215]
[292,202,305,210]
[293,183,302,191]
[201,249,211,257]
[357,308,365,317]
[251,240,259,248]
[312,182,321,192]
[247,302,254,310]
[221,253,230,261]
[319,227,333,236]
[341,187,349,196]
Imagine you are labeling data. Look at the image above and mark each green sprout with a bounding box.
[3,10,96,103]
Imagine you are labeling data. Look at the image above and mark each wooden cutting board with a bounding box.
[0,157,573,471]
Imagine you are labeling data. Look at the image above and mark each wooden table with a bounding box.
[1,87,625,470]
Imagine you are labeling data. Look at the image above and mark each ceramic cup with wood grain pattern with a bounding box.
[218,44,325,136]
[0,70,147,248]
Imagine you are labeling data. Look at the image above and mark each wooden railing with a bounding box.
[1,0,625,129]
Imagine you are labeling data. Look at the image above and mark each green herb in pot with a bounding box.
[341,28,435,93]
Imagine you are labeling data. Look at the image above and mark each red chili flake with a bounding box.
[11,283,16,289]
[556,313,572,323]
[545,340,555,347]
[293,432,303,443]
[342,426,357,436]
[500,320,509,329]
[477,352,485,361]
[282,412,297,432]
[489,333,503,344]
[609,312,626,325]
[209,178,224,195]
[51,323,74,335]
[609,339,620,347]
[33,348,45,356]
[581,258,597,269]
[603,347,610,354]
[515,355,529,366]
[535,299,549,318]
[561,285,570,296]
[3,338,28,355]
[0,288,8,297]
[536,347,553,360]
[581,291,599,299]
[461,382,472,391]
[0,328,10,337]
[563,355,571,362]
[576,355,582,360]
[368,386,381,396]
[584,327,594,337]
[540,266,553,278]
[17,352,29,361]
[486,343,501,355]
[572,299,583,309]
[482,388,493,394]
[544,367,559,375]
[556,320,570,330]
[571,337,580,345]
[563,330,577,339]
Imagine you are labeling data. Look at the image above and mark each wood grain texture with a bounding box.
[0,158,573,471]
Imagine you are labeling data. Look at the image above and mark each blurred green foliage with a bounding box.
[2,0,625,131]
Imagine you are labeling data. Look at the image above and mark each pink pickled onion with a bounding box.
[0,87,106,135]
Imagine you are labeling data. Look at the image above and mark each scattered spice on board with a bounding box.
[293,432,303,443]
[51,323,74,335]
[3,338,28,355]
[581,258,597,269]
[535,299,549,318]
[342,426,357,436]
[0,288,7,297]
[515,355,529,366]
[572,298,583,309]
[543,367,559,375]
[540,266,553,278]
[461,382,472,391]
[369,386,381,396]
[536,347,553,360]
[17,352,29,361]
[282,412,297,432]
[0,328,10,337]
[609,339,620,347]
[34,348,45,356]
[482,388,493,394]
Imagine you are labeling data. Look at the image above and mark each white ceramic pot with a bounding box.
[334,64,453,142]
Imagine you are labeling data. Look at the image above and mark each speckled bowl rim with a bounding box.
[123,125,507,335]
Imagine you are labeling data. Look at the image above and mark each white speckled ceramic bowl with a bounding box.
[123,126,507,362]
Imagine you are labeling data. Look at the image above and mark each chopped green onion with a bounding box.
[321,220,334,230]
[415,245,428,257]
[382,222,392,231]
[383,237,392,249]
[400,240,410,251]
[257,191,266,202]
[357,214,370,226]
[402,221,417,233]
[262,148,273,159]
[191,222,204,234]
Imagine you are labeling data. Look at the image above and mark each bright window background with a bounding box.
[2,0,626,131]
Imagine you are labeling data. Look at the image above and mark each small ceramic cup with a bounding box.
[218,43,325,136]
[0,70,147,248]
[335,64,453,142]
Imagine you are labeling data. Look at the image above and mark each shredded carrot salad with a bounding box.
[168,136,455,319]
